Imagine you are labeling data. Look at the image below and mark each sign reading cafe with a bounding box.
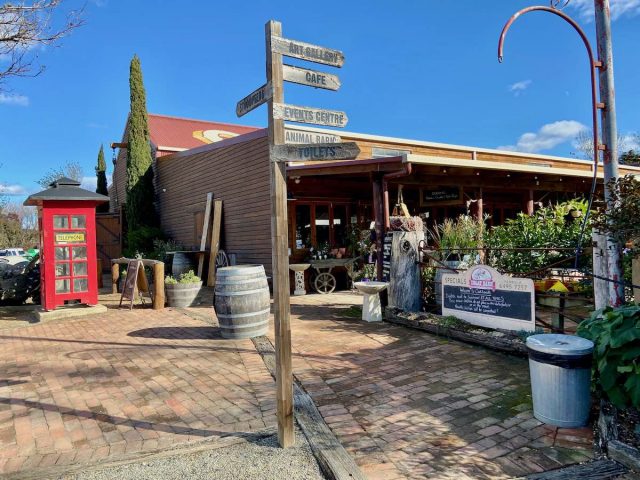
[441,265,535,332]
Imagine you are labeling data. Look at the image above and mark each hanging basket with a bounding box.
[389,216,424,232]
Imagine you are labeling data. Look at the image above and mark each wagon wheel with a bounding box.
[314,272,336,294]
[215,250,229,268]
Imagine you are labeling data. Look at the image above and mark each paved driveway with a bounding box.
[0,305,275,477]
[278,293,593,480]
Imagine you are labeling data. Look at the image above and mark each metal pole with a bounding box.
[594,0,624,306]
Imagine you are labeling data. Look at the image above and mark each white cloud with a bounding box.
[80,176,97,191]
[620,133,640,151]
[0,184,28,196]
[0,93,29,107]
[508,80,532,96]
[498,120,588,153]
[80,174,112,192]
[567,0,640,21]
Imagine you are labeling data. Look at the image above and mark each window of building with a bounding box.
[291,202,352,251]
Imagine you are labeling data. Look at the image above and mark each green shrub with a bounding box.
[485,200,590,274]
[577,305,640,409]
[165,270,201,285]
[125,226,165,258]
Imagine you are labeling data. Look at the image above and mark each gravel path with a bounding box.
[59,430,325,480]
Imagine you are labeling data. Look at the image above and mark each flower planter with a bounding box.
[165,281,202,307]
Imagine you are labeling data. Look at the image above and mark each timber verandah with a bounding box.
[124,121,640,289]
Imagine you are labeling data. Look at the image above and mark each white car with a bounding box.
[0,248,26,257]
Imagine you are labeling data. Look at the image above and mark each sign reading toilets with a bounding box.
[441,265,535,332]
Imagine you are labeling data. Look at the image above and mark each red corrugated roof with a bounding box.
[148,113,260,151]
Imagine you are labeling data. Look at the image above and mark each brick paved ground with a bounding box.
[0,302,276,477]
[277,293,594,480]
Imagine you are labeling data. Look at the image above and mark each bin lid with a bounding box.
[526,334,594,356]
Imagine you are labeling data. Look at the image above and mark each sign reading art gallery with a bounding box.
[441,265,535,332]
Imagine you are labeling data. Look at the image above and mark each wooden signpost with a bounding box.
[270,36,345,67]
[271,142,360,163]
[236,83,273,117]
[284,128,341,144]
[236,19,348,449]
[273,103,348,128]
[283,64,341,90]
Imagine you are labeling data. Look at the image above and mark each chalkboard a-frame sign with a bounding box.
[441,265,535,332]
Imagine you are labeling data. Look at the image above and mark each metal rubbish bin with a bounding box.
[526,334,594,428]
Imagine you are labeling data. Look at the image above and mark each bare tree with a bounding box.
[572,130,632,161]
[0,1,83,89]
[36,160,83,188]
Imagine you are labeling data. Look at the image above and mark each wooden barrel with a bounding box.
[214,265,270,339]
[172,252,195,278]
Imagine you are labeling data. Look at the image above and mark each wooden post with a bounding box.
[97,258,103,289]
[633,257,640,305]
[153,262,165,310]
[198,192,213,278]
[266,20,294,448]
[111,261,119,294]
[526,189,534,215]
[592,230,609,310]
[372,176,384,281]
[207,200,223,287]
[476,188,485,262]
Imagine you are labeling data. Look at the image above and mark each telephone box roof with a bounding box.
[24,177,110,206]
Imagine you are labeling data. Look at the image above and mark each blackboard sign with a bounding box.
[442,265,535,332]
[443,286,532,321]
[420,187,462,206]
[382,232,392,282]
[119,260,148,310]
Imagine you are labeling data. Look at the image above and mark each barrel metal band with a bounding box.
[214,288,267,296]
[216,308,271,319]
[218,319,270,330]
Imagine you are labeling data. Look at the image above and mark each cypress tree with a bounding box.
[125,54,156,231]
[95,145,109,213]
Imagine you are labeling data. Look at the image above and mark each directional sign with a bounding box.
[271,142,360,163]
[236,83,273,117]
[273,103,348,128]
[271,36,344,67]
[283,64,340,91]
[284,128,341,145]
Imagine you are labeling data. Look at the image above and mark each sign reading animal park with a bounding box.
[272,103,348,128]
[284,128,341,145]
[441,265,535,332]
[236,83,273,117]
[271,142,360,163]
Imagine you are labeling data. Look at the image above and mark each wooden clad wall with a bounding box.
[156,134,274,275]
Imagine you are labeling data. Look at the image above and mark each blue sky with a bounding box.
[1,0,639,203]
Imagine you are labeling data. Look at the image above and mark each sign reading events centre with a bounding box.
[441,265,535,332]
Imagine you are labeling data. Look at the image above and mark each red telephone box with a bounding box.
[25,177,109,311]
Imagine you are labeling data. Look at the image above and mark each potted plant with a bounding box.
[165,270,202,307]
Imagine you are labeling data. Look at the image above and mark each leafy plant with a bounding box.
[165,270,201,285]
[354,263,376,281]
[592,175,640,252]
[577,305,640,409]
[431,214,487,262]
[124,226,165,258]
[485,200,590,274]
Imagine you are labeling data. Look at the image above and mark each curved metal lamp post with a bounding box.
[497,2,623,307]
